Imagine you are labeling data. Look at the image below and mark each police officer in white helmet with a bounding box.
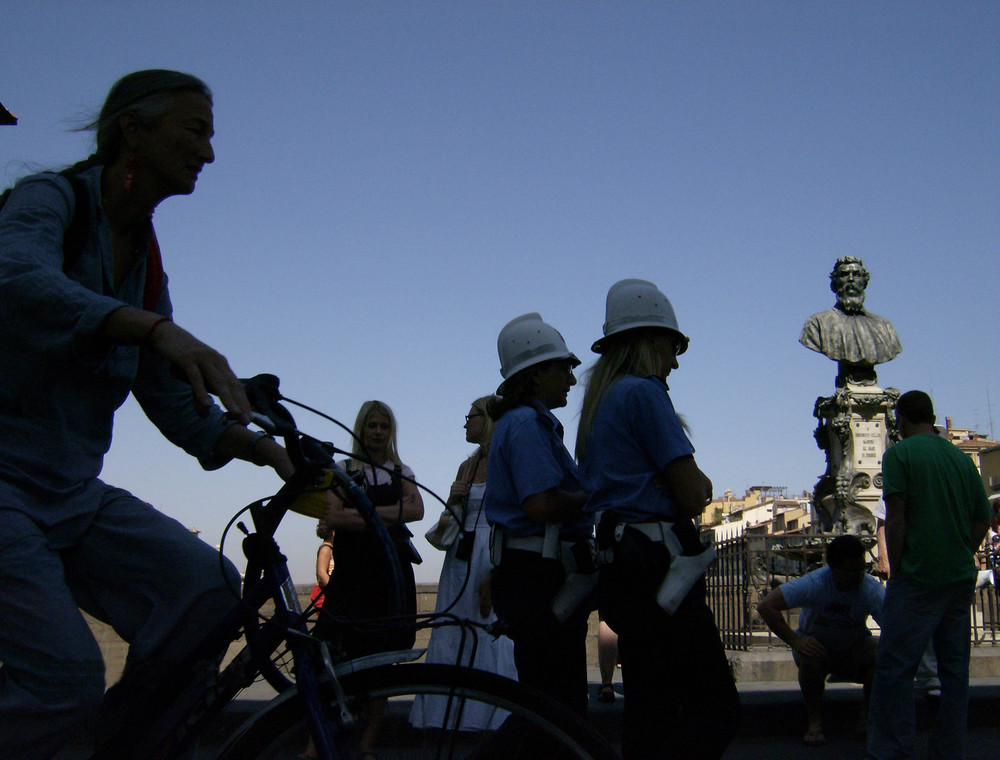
[483,313,594,718]
[576,280,740,760]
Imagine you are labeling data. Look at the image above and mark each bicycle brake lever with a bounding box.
[240,374,297,437]
[241,374,281,413]
[249,411,277,434]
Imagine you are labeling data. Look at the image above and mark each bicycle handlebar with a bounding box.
[238,374,408,617]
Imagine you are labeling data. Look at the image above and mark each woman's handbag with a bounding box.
[425,509,461,551]
[425,452,481,552]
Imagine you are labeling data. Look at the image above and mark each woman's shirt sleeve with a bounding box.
[0,173,124,367]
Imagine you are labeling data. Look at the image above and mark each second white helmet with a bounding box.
[497,312,580,388]
[592,278,689,354]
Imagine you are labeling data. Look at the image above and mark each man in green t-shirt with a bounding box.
[867,391,992,760]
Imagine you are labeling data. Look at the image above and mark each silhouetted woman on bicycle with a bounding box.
[576,279,740,760]
[0,70,294,760]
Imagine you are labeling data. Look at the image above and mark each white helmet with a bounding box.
[592,278,689,354]
[497,313,580,390]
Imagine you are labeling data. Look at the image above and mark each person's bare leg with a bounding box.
[598,621,619,697]
[797,654,827,742]
[597,620,618,702]
[360,697,387,756]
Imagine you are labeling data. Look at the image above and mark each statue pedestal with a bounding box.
[811,382,900,534]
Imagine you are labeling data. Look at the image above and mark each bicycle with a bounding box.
[90,374,619,760]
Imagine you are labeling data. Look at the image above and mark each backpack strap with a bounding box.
[62,172,164,312]
[60,174,90,274]
[144,232,164,312]
[1,172,90,273]
[1,170,164,310]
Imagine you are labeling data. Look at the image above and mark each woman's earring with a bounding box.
[123,154,135,194]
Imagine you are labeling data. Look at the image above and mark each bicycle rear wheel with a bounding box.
[215,662,619,760]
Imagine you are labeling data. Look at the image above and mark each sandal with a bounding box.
[802,729,826,747]
[597,683,616,703]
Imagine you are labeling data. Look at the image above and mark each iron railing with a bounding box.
[705,528,998,650]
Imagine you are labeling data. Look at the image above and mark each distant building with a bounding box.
[705,486,816,542]
[705,416,996,543]
[940,417,997,472]
[979,444,1000,500]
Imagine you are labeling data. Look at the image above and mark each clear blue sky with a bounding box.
[3,2,998,583]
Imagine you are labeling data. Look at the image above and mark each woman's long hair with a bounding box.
[465,394,498,476]
[575,330,667,460]
[68,69,212,173]
[487,367,541,422]
[348,400,403,471]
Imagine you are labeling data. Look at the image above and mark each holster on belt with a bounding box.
[551,533,598,623]
[492,524,597,623]
[597,513,716,615]
[653,521,715,614]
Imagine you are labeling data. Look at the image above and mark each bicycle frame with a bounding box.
[92,375,415,760]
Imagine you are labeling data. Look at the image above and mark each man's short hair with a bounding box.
[896,390,935,425]
[826,534,865,567]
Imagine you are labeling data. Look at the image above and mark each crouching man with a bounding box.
[757,535,885,746]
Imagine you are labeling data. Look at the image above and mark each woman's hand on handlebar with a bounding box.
[253,435,296,481]
[214,425,296,480]
[99,306,252,423]
[148,321,252,424]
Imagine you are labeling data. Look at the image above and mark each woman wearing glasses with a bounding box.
[410,395,516,731]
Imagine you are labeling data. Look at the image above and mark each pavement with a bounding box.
[56,670,1000,759]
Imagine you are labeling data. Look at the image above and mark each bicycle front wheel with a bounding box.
[215,662,619,760]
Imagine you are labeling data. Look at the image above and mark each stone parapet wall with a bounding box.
[81,583,603,688]
[70,584,1000,688]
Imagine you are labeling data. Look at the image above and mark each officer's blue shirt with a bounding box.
[579,375,694,523]
[484,402,591,540]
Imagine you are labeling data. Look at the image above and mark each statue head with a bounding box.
[829,256,870,314]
